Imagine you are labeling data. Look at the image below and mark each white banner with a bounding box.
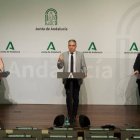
[0,0,140,104]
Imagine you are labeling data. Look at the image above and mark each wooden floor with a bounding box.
[0,104,140,129]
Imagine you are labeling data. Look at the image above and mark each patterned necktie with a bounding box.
[70,53,73,72]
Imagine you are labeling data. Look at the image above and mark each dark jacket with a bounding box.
[133,53,140,83]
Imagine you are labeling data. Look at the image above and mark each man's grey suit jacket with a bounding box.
[57,51,87,85]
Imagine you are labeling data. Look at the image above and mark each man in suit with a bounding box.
[133,53,140,96]
[57,39,87,124]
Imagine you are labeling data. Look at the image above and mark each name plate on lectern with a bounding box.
[57,72,85,79]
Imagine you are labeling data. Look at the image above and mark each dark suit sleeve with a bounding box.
[133,53,140,72]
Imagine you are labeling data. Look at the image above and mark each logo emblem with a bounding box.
[129,42,138,52]
[47,42,56,51]
[0,41,20,53]
[6,42,15,51]
[123,42,139,54]
[68,73,74,78]
[41,41,61,54]
[45,8,57,25]
[88,42,97,51]
[83,42,102,54]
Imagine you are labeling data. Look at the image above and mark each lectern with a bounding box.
[57,72,85,79]
[57,72,86,126]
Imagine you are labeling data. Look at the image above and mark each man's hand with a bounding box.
[134,70,139,75]
[58,54,64,61]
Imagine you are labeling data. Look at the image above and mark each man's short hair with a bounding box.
[68,39,77,45]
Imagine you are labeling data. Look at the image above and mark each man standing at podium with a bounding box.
[57,39,87,124]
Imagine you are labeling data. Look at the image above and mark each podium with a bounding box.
[57,72,86,126]
[57,72,85,79]
[0,71,10,78]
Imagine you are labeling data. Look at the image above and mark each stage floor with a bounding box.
[0,104,140,129]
